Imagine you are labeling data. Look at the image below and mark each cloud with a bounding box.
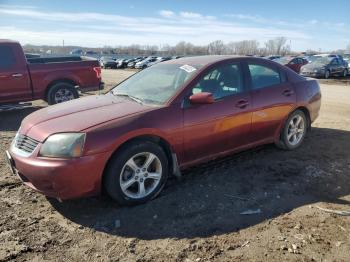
[4,6,348,50]
[179,11,202,19]
[159,10,175,18]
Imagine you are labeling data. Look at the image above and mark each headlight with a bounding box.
[40,133,86,158]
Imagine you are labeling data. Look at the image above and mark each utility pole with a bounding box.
[63,40,65,47]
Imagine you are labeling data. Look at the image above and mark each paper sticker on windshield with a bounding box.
[180,65,197,73]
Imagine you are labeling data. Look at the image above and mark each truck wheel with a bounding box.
[47,83,79,105]
[104,141,169,206]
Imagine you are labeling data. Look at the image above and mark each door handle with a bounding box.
[235,99,249,109]
[282,89,294,97]
[12,73,23,78]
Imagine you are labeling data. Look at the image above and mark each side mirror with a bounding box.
[189,92,214,105]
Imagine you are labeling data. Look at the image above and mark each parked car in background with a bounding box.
[343,53,350,62]
[70,49,83,55]
[6,56,321,205]
[344,53,350,75]
[266,55,281,60]
[25,53,41,59]
[300,56,348,78]
[85,50,98,56]
[100,57,118,69]
[0,40,103,106]
[274,56,308,73]
[117,58,137,69]
[135,56,158,69]
[147,56,172,67]
[127,57,145,68]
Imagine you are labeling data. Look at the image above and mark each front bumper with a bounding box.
[300,71,324,78]
[6,147,110,200]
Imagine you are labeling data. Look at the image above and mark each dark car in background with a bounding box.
[300,56,348,79]
[266,55,281,60]
[100,57,118,69]
[274,57,308,73]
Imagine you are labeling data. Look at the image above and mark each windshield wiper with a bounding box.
[113,93,143,104]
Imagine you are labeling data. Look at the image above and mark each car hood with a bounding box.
[20,94,154,142]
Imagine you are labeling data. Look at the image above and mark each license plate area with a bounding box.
[5,151,17,175]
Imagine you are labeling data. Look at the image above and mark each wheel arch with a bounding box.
[45,78,78,101]
[275,105,311,144]
[101,134,177,192]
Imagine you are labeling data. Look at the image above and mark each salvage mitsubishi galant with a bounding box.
[6,56,321,205]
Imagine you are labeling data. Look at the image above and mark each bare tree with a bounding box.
[264,37,290,55]
[208,40,225,55]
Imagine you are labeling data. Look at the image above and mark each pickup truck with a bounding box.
[0,40,103,107]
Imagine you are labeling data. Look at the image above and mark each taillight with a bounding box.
[93,67,101,79]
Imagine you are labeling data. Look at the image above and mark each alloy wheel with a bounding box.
[287,115,305,146]
[54,88,75,103]
[119,152,162,199]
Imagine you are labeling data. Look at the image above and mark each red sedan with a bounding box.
[6,56,321,205]
[274,56,308,73]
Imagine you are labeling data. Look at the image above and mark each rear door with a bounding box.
[247,62,296,142]
[183,62,252,163]
[0,44,31,103]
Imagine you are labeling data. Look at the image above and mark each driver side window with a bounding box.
[191,63,243,100]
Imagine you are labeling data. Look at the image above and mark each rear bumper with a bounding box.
[79,82,104,92]
[6,148,110,200]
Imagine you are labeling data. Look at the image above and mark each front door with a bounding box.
[0,44,31,103]
[183,62,252,163]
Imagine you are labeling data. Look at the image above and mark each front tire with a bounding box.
[47,83,79,105]
[104,141,169,206]
[324,70,330,79]
[278,110,307,150]
[342,69,348,77]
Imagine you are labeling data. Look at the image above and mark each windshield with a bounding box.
[111,63,200,105]
[309,57,331,65]
[274,57,292,65]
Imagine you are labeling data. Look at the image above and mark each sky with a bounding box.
[0,0,349,51]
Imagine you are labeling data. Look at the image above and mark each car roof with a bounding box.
[163,55,244,66]
[0,39,19,44]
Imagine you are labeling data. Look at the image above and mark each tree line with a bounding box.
[23,37,350,56]
[116,37,292,56]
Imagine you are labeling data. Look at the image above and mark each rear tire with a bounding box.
[277,110,307,150]
[104,141,169,206]
[47,83,79,105]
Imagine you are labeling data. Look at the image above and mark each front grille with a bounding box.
[15,135,39,154]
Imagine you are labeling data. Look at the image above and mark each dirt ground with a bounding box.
[0,69,349,262]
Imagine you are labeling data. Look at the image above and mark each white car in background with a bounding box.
[343,53,350,74]
[134,56,158,69]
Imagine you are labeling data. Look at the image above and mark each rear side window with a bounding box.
[0,45,16,69]
[248,64,281,90]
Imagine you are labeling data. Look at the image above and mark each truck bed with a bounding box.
[27,56,97,64]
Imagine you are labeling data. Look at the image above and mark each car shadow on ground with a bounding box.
[0,107,42,132]
[48,127,350,240]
